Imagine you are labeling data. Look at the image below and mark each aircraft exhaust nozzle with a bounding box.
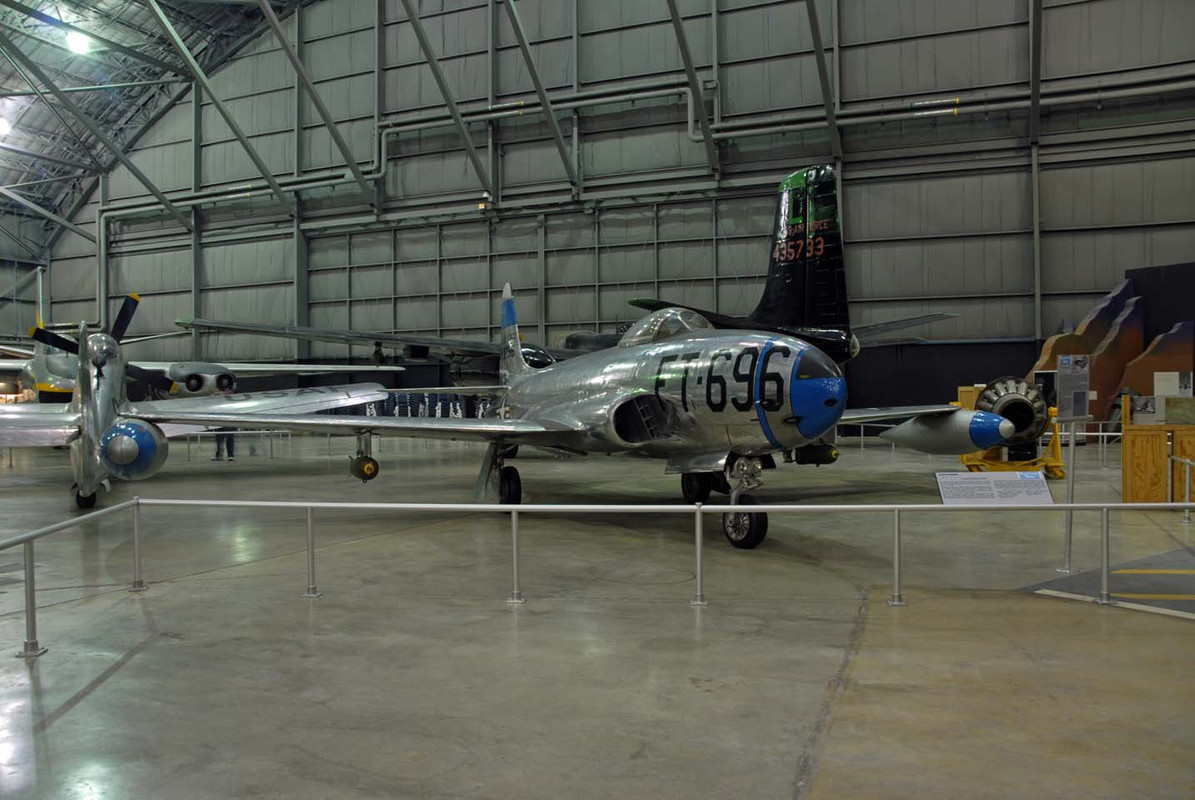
[879,410,1013,455]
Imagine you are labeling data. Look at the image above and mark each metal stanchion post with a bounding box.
[507,510,525,604]
[186,435,191,462]
[303,508,322,598]
[16,541,46,657]
[1057,420,1078,573]
[691,504,707,606]
[859,424,865,451]
[326,433,331,456]
[130,498,146,592]
[1185,463,1192,524]
[269,432,274,459]
[888,508,906,606]
[1098,507,1111,604]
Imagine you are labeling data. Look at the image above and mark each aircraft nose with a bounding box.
[789,346,846,440]
[968,411,1015,450]
[999,418,1015,441]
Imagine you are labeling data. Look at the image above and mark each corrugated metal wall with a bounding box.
[44,0,1195,361]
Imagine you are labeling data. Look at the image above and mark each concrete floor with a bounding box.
[0,436,1192,799]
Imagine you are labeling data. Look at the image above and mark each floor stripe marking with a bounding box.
[1033,589,1195,620]
[1111,569,1195,575]
[1110,593,1195,601]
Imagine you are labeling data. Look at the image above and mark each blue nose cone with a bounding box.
[789,348,847,439]
[969,410,1015,450]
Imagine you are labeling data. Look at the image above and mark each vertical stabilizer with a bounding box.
[749,164,849,333]
[499,283,532,381]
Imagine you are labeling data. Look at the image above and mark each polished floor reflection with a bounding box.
[0,436,1191,799]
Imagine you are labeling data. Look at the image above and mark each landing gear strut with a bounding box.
[722,456,768,549]
[349,432,380,482]
[476,441,521,504]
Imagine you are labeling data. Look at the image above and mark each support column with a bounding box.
[292,7,310,361]
[190,81,202,360]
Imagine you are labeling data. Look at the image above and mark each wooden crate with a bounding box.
[1123,427,1170,502]
[1171,427,1195,503]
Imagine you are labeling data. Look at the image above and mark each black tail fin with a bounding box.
[749,164,849,333]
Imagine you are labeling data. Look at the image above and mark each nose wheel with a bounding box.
[722,457,768,549]
[75,491,97,509]
[499,465,522,504]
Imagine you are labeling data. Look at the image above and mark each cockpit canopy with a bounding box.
[617,307,713,348]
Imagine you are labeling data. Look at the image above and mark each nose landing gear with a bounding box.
[722,456,768,549]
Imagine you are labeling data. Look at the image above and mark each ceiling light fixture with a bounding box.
[0,118,11,138]
[66,31,90,54]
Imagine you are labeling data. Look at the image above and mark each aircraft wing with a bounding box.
[126,411,580,445]
[0,358,27,372]
[176,317,578,362]
[0,405,80,446]
[0,344,33,359]
[131,361,406,375]
[127,382,390,417]
[176,317,501,360]
[839,405,961,424]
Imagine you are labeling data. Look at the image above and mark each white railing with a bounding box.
[3,496,1194,659]
[1170,456,1195,524]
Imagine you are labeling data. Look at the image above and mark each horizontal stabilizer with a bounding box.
[853,313,956,343]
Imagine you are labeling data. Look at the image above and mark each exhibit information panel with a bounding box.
[1057,355,1091,420]
[936,471,1055,506]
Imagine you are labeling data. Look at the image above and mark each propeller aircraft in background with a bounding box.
[0,295,389,508]
[0,294,403,403]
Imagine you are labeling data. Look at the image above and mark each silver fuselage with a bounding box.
[69,333,127,497]
[504,330,846,458]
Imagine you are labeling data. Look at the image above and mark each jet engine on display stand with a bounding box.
[958,376,1064,478]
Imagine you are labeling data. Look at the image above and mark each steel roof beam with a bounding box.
[501,0,577,190]
[804,0,842,160]
[0,186,95,242]
[399,0,493,197]
[256,0,373,204]
[0,78,186,98]
[664,0,718,175]
[0,30,193,231]
[0,48,103,169]
[145,0,291,212]
[0,0,188,76]
[0,139,89,171]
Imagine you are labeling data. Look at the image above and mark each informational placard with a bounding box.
[1056,355,1090,420]
[936,471,1055,506]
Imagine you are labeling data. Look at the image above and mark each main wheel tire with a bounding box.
[681,472,713,503]
[499,465,522,504]
[75,492,97,509]
[722,495,768,549]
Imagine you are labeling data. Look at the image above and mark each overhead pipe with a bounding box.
[711,64,1195,133]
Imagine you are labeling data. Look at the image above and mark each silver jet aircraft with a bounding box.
[0,296,388,508]
[124,285,1014,548]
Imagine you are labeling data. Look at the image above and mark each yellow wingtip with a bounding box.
[27,325,38,337]
[129,293,141,301]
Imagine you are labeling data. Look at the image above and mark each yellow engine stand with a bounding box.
[956,386,1066,479]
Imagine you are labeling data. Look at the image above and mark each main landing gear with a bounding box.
[681,457,768,549]
[476,441,522,504]
[349,432,380,482]
[75,491,97,509]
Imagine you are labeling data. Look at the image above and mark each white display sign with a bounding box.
[1056,354,1090,421]
[936,471,1055,506]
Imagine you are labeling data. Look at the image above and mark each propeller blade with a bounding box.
[126,363,176,394]
[110,293,140,342]
[29,326,79,354]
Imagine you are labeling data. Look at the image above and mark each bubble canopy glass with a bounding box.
[617,308,714,348]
